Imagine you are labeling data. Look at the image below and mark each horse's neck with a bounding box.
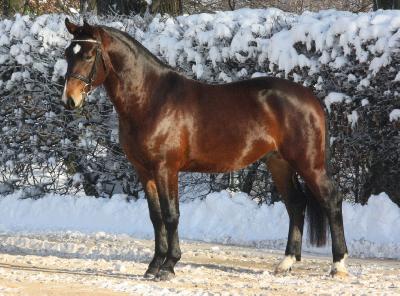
[103,34,168,121]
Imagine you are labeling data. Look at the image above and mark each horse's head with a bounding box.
[62,18,108,110]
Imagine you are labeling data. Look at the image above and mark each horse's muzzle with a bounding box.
[63,97,76,110]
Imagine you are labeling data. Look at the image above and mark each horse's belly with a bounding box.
[182,137,275,173]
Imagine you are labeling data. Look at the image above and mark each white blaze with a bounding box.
[62,81,68,104]
[73,44,81,54]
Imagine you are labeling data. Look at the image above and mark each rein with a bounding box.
[67,39,103,97]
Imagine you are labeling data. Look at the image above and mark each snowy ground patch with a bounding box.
[0,191,398,259]
[0,236,398,295]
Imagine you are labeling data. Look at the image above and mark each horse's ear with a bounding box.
[65,18,79,35]
[82,19,97,39]
[83,19,90,29]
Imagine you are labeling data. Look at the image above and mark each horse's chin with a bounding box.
[75,100,85,109]
[63,103,73,111]
[62,100,84,110]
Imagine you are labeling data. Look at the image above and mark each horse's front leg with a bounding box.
[137,172,168,278]
[154,165,181,281]
[145,182,169,278]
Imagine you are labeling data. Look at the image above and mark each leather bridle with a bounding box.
[66,39,103,97]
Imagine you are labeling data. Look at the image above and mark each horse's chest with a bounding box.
[119,123,176,166]
[118,125,147,165]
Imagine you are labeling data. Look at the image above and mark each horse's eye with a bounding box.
[84,55,93,61]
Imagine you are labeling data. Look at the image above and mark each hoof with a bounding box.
[330,269,349,278]
[143,267,159,279]
[155,269,175,281]
[274,266,292,275]
[330,255,348,278]
[274,255,295,275]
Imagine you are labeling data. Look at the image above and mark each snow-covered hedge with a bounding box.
[0,9,399,204]
[0,14,143,197]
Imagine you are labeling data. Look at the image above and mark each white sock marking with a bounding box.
[276,255,295,272]
[331,254,348,275]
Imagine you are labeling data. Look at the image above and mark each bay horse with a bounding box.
[62,19,348,280]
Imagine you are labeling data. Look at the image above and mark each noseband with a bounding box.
[67,39,103,97]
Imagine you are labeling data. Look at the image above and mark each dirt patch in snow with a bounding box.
[0,234,398,295]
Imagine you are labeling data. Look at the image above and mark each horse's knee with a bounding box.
[162,209,180,228]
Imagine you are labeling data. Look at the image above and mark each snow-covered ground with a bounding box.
[0,190,399,259]
[0,233,399,295]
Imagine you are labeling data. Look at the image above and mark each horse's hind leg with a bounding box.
[309,173,348,276]
[296,166,348,277]
[266,152,306,274]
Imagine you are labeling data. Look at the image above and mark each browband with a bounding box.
[71,39,100,44]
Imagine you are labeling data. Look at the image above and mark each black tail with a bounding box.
[302,100,331,247]
[305,185,328,246]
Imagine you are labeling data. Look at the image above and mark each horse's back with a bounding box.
[178,76,324,173]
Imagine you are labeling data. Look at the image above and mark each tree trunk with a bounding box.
[95,0,182,16]
[3,0,25,16]
[373,0,400,9]
[228,0,236,10]
[80,0,97,13]
[96,0,147,15]
[151,0,182,15]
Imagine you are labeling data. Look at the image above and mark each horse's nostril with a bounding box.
[67,97,75,109]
